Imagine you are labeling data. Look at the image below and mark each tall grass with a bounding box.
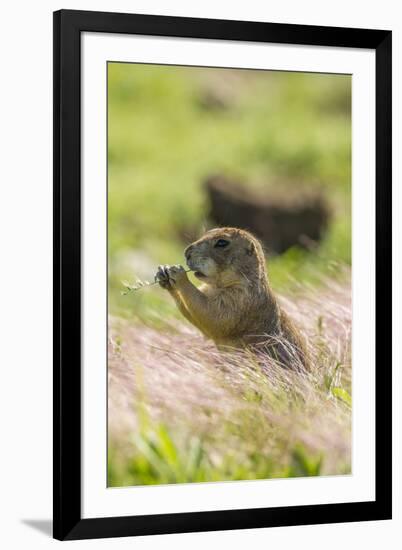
[108,273,351,486]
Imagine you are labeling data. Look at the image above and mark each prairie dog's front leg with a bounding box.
[155,265,204,331]
[156,265,227,338]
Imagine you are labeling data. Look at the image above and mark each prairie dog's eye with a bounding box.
[214,239,230,248]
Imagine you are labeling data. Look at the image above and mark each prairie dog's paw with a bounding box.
[155,265,173,289]
[155,264,188,290]
[168,264,188,286]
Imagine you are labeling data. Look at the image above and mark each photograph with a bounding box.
[107,62,352,487]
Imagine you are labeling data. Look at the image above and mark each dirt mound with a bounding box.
[204,175,331,254]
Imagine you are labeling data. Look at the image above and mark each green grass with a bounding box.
[108,420,326,487]
[108,63,351,317]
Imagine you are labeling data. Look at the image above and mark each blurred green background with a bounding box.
[108,63,351,319]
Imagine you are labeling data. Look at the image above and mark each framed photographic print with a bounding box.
[53,9,392,541]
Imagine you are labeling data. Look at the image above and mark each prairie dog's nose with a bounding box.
[184,244,194,260]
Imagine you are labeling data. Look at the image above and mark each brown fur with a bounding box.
[156,227,310,371]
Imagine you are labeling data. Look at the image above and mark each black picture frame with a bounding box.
[53,9,392,541]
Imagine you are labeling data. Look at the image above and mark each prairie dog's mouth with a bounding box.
[186,258,206,279]
[186,256,213,280]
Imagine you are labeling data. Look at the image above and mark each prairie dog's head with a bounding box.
[184,227,267,287]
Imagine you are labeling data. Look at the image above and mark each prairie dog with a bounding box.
[156,227,309,370]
